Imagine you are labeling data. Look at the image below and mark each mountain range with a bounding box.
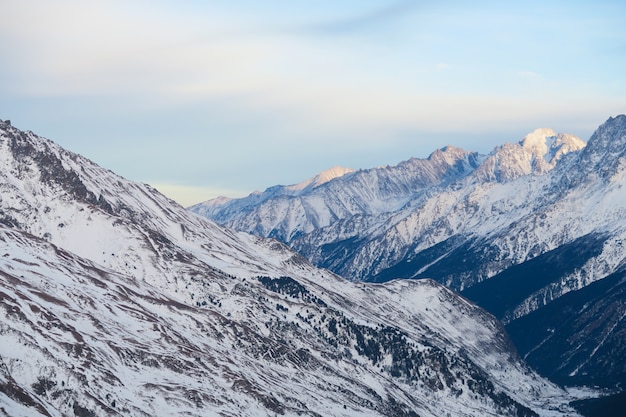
[191,116,626,392]
[0,118,598,415]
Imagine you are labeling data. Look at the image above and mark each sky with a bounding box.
[1,0,625,206]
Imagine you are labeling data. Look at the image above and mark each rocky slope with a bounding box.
[0,119,589,416]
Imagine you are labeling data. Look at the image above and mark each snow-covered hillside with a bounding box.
[0,119,590,415]
[191,118,626,388]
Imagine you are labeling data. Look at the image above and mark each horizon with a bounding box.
[1,1,625,206]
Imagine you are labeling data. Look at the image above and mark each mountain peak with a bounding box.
[519,128,557,152]
[519,128,585,161]
[286,166,355,193]
[583,114,626,155]
[428,145,471,162]
[572,114,626,180]
[472,128,584,182]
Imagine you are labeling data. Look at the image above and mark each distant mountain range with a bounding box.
[0,118,593,415]
[191,116,626,391]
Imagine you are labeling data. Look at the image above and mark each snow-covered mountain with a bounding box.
[191,126,588,290]
[190,129,582,243]
[191,118,626,389]
[191,145,483,242]
[0,119,590,416]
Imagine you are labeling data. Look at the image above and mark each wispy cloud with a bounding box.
[299,1,423,35]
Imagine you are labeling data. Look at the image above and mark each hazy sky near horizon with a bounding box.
[1,1,625,206]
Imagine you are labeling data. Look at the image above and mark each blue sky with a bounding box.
[1,0,625,205]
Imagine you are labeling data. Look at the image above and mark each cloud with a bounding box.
[0,1,275,98]
[298,1,422,35]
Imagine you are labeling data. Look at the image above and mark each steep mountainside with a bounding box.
[192,118,626,389]
[0,119,589,416]
[505,268,626,388]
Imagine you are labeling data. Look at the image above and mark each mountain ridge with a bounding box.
[0,118,589,415]
[190,144,484,243]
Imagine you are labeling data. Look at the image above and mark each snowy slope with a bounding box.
[0,119,590,416]
[0,228,584,417]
